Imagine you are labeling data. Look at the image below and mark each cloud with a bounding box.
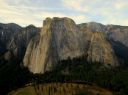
[106,18,128,26]
[0,0,128,26]
[114,0,128,10]
[0,0,58,26]
[0,0,90,26]
[62,0,90,12]
[36,12,89,24]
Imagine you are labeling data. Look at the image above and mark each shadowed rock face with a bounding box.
[0,23,40,61]
[106,25,128,47]
[23,17,119,74]
[23,17,84,73]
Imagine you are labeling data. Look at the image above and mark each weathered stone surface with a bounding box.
[87,32,118,66]
[0,22,40,73]
[23,17,119,74]
[86,22,107,32]
[78,23,128,48]
[0,23,40,60]
[78,23,118,66]
[106,25,128,47]
[23,17,83,73]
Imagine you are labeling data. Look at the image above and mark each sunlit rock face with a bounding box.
[78,23,118,65]
[23,17,84,74]
[87,32,118,66]
[23,17,121,74]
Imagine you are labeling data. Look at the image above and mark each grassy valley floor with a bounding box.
[8,82,113,95]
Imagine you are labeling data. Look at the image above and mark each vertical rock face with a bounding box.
[106,25,128,47]
[106,25,128,65]
[78,23,118,66]
[1,19,127,74]
[0,23,22,54]
[87,32,118,66]
[23,17,83,74]
[23,18,121,74]
[0,23,40,62]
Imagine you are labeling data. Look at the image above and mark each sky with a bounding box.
[0,0,128,27]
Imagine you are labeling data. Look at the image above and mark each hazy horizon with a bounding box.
[0,0,128,27]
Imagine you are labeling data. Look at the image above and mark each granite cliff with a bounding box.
[1,18,128,95]
[23,17,119,74]
[87,32,118,66]
[0,17,127,74]
[23,17,83,73]
[0,23,40,62]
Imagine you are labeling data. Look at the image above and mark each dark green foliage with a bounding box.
[110,40,128,66]
[0,56,128,95]
[111,69,128,94]
[0,58,33,95]
[34,57,128,95]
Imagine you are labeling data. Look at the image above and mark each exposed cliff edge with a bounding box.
[23,17,84,73]
[0,23,40,62]
[23,17,119,74]
[87,32,118,66]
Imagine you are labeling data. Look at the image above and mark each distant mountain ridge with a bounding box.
[1,18,128,95]
[0,18,128,74]
[23,17,128,74]
[0,23,40,62]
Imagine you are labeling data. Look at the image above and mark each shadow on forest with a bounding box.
[110,39,128,66]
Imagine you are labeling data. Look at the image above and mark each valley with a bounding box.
[0,17,128,95]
